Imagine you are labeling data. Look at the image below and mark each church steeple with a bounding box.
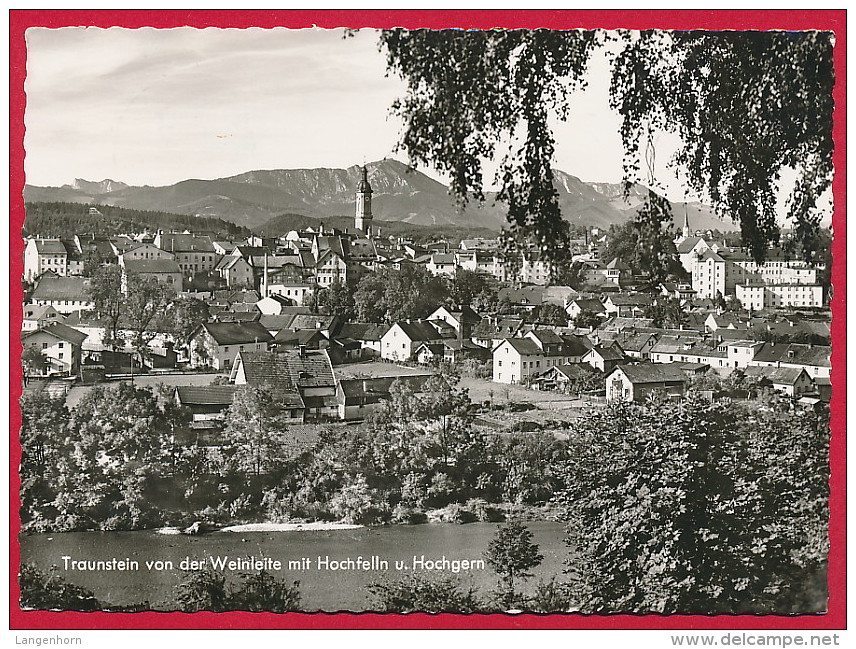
[682,203,691,239]
[355,165,373,236]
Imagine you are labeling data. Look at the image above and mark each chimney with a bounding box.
[299,344,307,358]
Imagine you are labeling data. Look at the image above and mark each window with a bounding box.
[42,342,48,349]
[58,342,64,348]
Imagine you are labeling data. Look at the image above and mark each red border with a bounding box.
[9,9,846,630]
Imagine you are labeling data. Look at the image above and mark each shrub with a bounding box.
[367,573,482,613]
[19,564,100,611]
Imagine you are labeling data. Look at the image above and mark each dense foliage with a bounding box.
[174,568,300,613]
[380,29,834,264]
[556,396,829,614]
[353,264,451,323]
[24,201,251,239]
[19,563,100,611]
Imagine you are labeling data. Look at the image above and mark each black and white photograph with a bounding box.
[14,17,839,621]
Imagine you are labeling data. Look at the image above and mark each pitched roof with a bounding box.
[199,321,274,345]
[587,345,625,361]
[158,233,215,252]
[676,236,706,254]
[742,366,808,385]
[22,321,88,346]
[336,323,388,341]
[238,349,335,390]
[610,362,688,384]
[174,385,238,406]
[502,338,543,355]
[124,258,182,274]
[606,294,654,306]
[753,342,831,367]
[391,320,442,342]
[31,238,69,255]
[31,276,92,301]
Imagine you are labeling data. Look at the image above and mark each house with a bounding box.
[22,304,65,331]
[751,342,831,379]
[231,348,338,421]
[121,258,184,293]
[173,385,238,428]
[332,323,388,361]
[414,339,491,365]
[335,374,433,421]
[380,320,444,362]
[741,366,814,397]
[30,276,94,314]
[426,253,457,276]
[153,233,218,277]
[24,238,70,281]
[532,363,598,393]
[582,342,626,373]
[21,322,88,376]
[602,294,654,318]
[492,337,543,384]
[187,321,274,370]
[566,297,606,321]
[606,363,689,403]
[498,285,544,311]
[214,255,254,288]
[272,328,328,351]
[426,305,481,338]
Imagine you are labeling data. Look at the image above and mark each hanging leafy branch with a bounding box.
[380,28,834,264]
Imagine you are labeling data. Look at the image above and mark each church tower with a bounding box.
[355,165,373,236]
[681,203,691,240]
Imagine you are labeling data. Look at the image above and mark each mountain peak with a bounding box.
[68,178,128,194]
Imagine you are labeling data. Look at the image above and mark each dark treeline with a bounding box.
[23,202,252,239]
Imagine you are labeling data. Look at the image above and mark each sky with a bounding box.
[24,27,705,201]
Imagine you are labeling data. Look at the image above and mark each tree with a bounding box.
[162,296,209,346]
[221,384,287,476]
[318,278,355,319]
[86,264,125,351]
[603,213,685,285]
[535,303,569,326]
[380,29,833,264]
[354,264,449,323]
[367,573,482,613]
[228,571,301,612]
[555,397,828,614]
[19,564,100,611]
[484,521,544,608]
[573,308,602,330]
[123,274,176,369]
[450,268,489,306]
[21,345,48,376]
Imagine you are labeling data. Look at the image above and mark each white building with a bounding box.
[736,283,824,311]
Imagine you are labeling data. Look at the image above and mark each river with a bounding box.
[19,521,570,612]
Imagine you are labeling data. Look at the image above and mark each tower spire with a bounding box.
[682,203,691,239]
[355,164,373,236]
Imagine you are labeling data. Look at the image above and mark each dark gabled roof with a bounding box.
[31,276,92,301]
[336,323,388,341]
[527,329,564,345]
[742,366,808,385]
[587,345,625,362]
[610,362,688,384]
[539,363,597,380]
[676,236,706,253]
[606,294,654,307]
[215,311,262,323]
[498,285,545,306]
[174,385,238,406]
[274,329,328,345]
[502,337,543,355]
[289,314,338,331]
[571,297,606,312]
[753,342,831,367]
[123,259,182,274]
[392,320,442,342]
[199,321,273,346]
[338,374,433,405]
[21,321,88,346]
[30,238,68,255]
[158,233,215,253]
[237,349,335,390]
[560,334,594,357]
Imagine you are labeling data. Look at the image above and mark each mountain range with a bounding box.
[23,159,738,234]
